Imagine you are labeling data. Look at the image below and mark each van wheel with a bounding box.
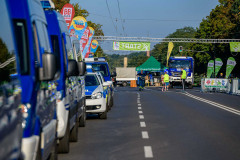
[48,138,58,160]
[122,82,127,87]
[70,120,78,142]
[99,111,107,119]
[79,106,86,127]
[58,123,70,153]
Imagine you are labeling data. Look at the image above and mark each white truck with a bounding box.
[116,67,137,87]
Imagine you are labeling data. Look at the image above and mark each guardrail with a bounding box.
[201,78,240,95]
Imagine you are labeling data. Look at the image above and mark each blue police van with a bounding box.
[8,0,58,159]
[0,1,23,159]
[44,7,86,153]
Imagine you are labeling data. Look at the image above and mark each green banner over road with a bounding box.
[113,41,150,51]
[225,57,236,78]
[230,42,240,52]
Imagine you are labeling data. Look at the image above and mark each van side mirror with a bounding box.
[78,61,86,76]
[67,60,79,77]
[39,53,57,81]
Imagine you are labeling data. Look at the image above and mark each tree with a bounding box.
[151,26,196,66]
[189,0,240,76]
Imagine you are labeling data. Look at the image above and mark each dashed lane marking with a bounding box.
[139,115,144,119]
[140,121,146,127]
[138,107,142,110]
[183,92,240,116]
[139,111,143,114]
[142,131,149,139]
[138,104,141,106]
[144,146,153,158]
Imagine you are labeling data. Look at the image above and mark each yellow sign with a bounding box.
[167,42,174,66]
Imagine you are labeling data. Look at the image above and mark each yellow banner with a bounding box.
[167,42,174,66]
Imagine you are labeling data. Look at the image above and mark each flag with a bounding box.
[225,57,236,78]
[60,3,75,29]
[207,60,214,78]
[69,16,87,41]
[90,40,99,53]
[215,58,223,77]
[166,42,174,66]
[83,27,95,58]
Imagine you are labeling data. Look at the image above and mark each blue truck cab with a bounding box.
[44,8,86,153]
[168,56,194,88]
[0,1,23,159]
[8,0,58,159]
[85,57,114,109]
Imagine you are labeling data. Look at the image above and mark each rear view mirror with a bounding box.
[78,61,86,76]
[67,60,79,77]
[39,53,57,81]
[103,82,109,87]
[107,81,113,85]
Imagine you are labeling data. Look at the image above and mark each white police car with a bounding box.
[85,72,109,119]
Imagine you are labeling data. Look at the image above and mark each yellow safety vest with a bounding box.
[164,74,169,82]
[181,70,187,79]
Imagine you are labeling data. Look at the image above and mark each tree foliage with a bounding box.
[151,27,196,66]
[189,0,240,76]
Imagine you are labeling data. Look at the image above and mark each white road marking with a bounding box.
[138,104,141,106]
[137,100,140,103]
[138,111,143,114]
[138,107,142,110]
[140,121,146,127]
[142,131,149,139]
[183,92,240,116]
[144,146,153,158]
[139,115,144,119]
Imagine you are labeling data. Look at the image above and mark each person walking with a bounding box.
[162,71,169,92]
[137,70,145,91]
[180,68,187,91]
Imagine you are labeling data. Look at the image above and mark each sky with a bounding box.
[71,0,220,54]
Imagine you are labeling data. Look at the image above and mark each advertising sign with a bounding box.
[60,3,75,29]
[90,40,99,53]
[69,16,87,40]
[113,41,150,51]
[226,57,237,78]
[80,27,90,58]
[230,42,240,52]
[204,78,228,88]
[215,58,223,77]
[83,27,95,58]
[207,60,214,78]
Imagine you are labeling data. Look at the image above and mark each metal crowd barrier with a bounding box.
[201,78,240,95]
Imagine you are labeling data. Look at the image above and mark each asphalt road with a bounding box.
[59,87,240,160]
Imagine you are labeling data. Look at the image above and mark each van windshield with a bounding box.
[91,64,109,77]
[169,60,191,69]
[85,75,100,86]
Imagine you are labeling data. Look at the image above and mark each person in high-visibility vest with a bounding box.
[180,68,187,91]
[162,71,169,92]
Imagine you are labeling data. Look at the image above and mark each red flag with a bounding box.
[60,3,75,29]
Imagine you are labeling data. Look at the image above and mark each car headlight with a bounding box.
[91,92,102,99]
